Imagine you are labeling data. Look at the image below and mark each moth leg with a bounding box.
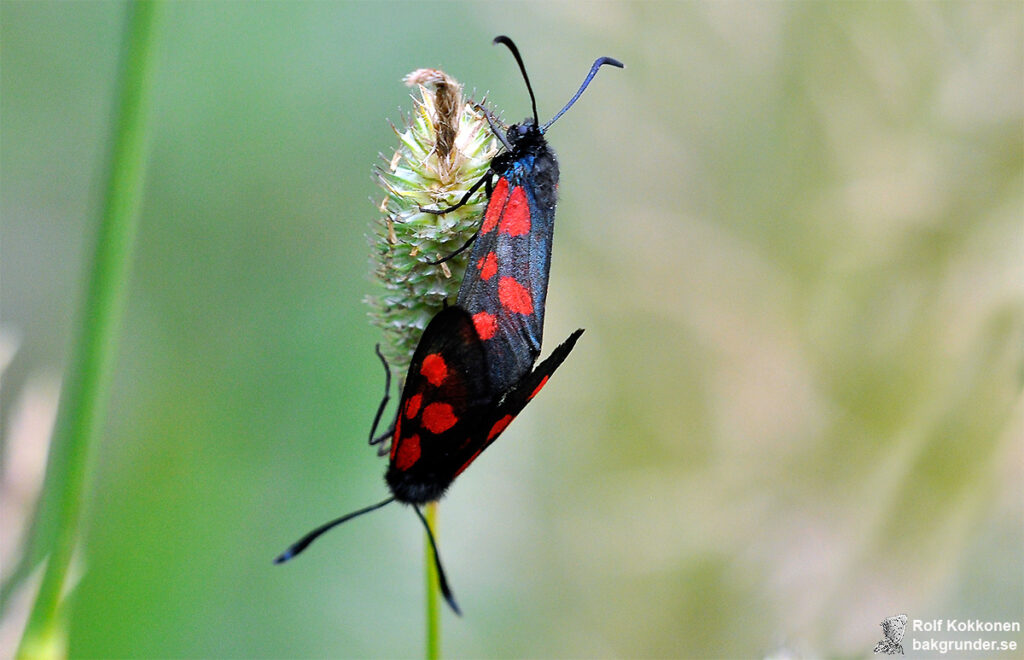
[425,175,492,265]
[370,422,396,456]
[368,345,395,452]
[426,232,479,265]
[419,171,491,215]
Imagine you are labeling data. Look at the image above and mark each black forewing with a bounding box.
[386,306,493,504]
[450,328,584,478]
[456,142,559,393]
[455,178,506,344]
[492,328,582,433]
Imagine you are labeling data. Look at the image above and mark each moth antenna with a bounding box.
[274,496,396,564]
[493,35,539,126]
[413,505,462,616]
[543,56,624,131]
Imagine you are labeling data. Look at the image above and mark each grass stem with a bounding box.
[15,3,161,656]
[424,501,441,660]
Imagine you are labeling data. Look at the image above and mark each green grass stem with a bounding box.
[15,3,161,657]
[424,501,441,660]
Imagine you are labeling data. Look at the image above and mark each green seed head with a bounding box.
[367,69,498,371]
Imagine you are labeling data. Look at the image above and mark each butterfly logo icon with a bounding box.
[874,613,908,655]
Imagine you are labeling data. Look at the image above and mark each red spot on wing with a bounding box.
[473,311,497,340]
[422,403,458,434]
[487,414,514,441]
[405,393,422,418]
[477,251,498,280]
[420,354,448,386]
[498,186,530,236]
[498,277,534,315]
[529,375,550,400]
[390,416,403,459]
[394,434,421,470]
[482,178,509,234]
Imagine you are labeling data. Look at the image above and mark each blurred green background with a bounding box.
[2,1,1021,658]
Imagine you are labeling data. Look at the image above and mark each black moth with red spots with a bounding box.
[275,36,622,617]
[389,38,619,502]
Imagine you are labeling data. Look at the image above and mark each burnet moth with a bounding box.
[275,36,623,616]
